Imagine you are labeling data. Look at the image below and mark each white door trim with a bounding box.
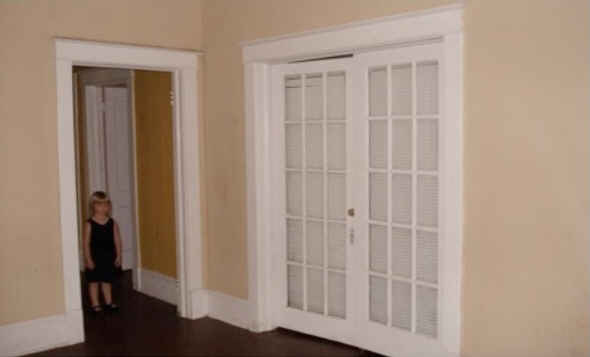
[242,4,463,355]
[55,40,205,344]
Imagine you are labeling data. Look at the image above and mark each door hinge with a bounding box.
[170,91,175,107]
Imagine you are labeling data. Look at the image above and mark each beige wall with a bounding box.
[201,0,590,356]
[0,0,203,325]
[1,0,589,355]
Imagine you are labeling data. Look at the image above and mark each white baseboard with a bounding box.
[203,290,255,331]
[0,309,84,357]
[136,268,179,306]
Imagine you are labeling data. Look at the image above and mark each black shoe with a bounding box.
[90,305,103,313]
[104,303,119,312]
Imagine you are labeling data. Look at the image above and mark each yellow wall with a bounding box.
[201,0,590,356]
[134,70,177,279]
[0,0,203,325]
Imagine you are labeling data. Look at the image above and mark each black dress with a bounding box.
[86,218,116,283]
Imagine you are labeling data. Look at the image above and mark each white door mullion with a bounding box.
[410,61,418,334]
[385,64,392,327]
[302,74,308,312]
[322,72,328,316]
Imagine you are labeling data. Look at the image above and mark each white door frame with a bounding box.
[242,4,464,354]
[55,39,206,342]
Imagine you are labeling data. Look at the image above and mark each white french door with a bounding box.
[271,42,452,357]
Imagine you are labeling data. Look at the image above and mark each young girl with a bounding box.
[83,191,122,312]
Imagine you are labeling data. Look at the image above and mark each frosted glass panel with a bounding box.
[327,173,345,220]
[328,272,346,318]
[391,174,412,224]
[391,64,412,115]
[418,119,438,171]
[391,119,412,170]
[391,227,411,278]
[307,268,324,314]
[306,124,323,169]
[417,175,438,227]
[285,76,302,121]
[369,275,387,325]
[416,286,438,337]
[370,120,387,169]
[391,280,412,331]
[306,173,323,218]
[417,230,438,283]
[287,265,303,310]
[286,172,302,216]
[369,224,387,274]
[370,173,387,222]
[285,124,302,169]
[369,67,387,116]
[306,221,324,266]
[305,74,323,121]
[327,124,346,170]
[327,72,345,121]
[417,62,438,115]
[328,223,346,270]
[286,219,303,263]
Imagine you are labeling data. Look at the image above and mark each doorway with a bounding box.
[55,39,204,345]
[242,5,463,357]
[74,67,179,308]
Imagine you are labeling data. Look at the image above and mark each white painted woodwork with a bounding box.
[244,4,463,356]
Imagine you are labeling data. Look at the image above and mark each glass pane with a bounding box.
[327,72,345,121]
[286,171,302,216]
[369,224,387,273]
[416,286,438,337]
[306,123,323,169]
[391,280,412,331]
[285,124,302,169]
[306,220,323,266]
[391,174,412,225]
[286,218,303,263]
[417,119,438,171]
[327,123,346,170]
[327,173,345,220]
[416,230,438,283]
[369,275,387,324]
[305,74,323,121]
[307,267,324,314]
[328,271,346,318]
[417,175,438,227]
[287,264,303,310]
[370,120,387,169]
[392,119,412,170]
[328,222,346,270]
[306,172,323,218]
[370,173,387,222]
[369,67,387,116]
[417,61,438,115]
[391,64,412,115]
[391,227,411,278]
[285,75,302,121]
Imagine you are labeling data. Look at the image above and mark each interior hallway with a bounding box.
[26,272,382,357]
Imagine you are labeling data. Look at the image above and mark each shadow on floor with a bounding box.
[26,271,383,357]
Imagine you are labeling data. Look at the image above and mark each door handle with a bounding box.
[347,208,355,217]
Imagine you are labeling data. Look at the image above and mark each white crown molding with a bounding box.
[241,3,463,63]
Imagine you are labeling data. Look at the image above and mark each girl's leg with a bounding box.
[100,282,112,305]
[89,282,100,308]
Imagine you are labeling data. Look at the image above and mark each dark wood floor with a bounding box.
[27,271,382,357]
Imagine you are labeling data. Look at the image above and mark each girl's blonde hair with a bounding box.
[89,191,111,216]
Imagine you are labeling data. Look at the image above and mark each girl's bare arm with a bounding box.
[83,222,94,268]
[114,221,122,266]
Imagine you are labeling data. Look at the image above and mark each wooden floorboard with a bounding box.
[26,271,383,357]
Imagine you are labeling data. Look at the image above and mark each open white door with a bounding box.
[84,85,137,271]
